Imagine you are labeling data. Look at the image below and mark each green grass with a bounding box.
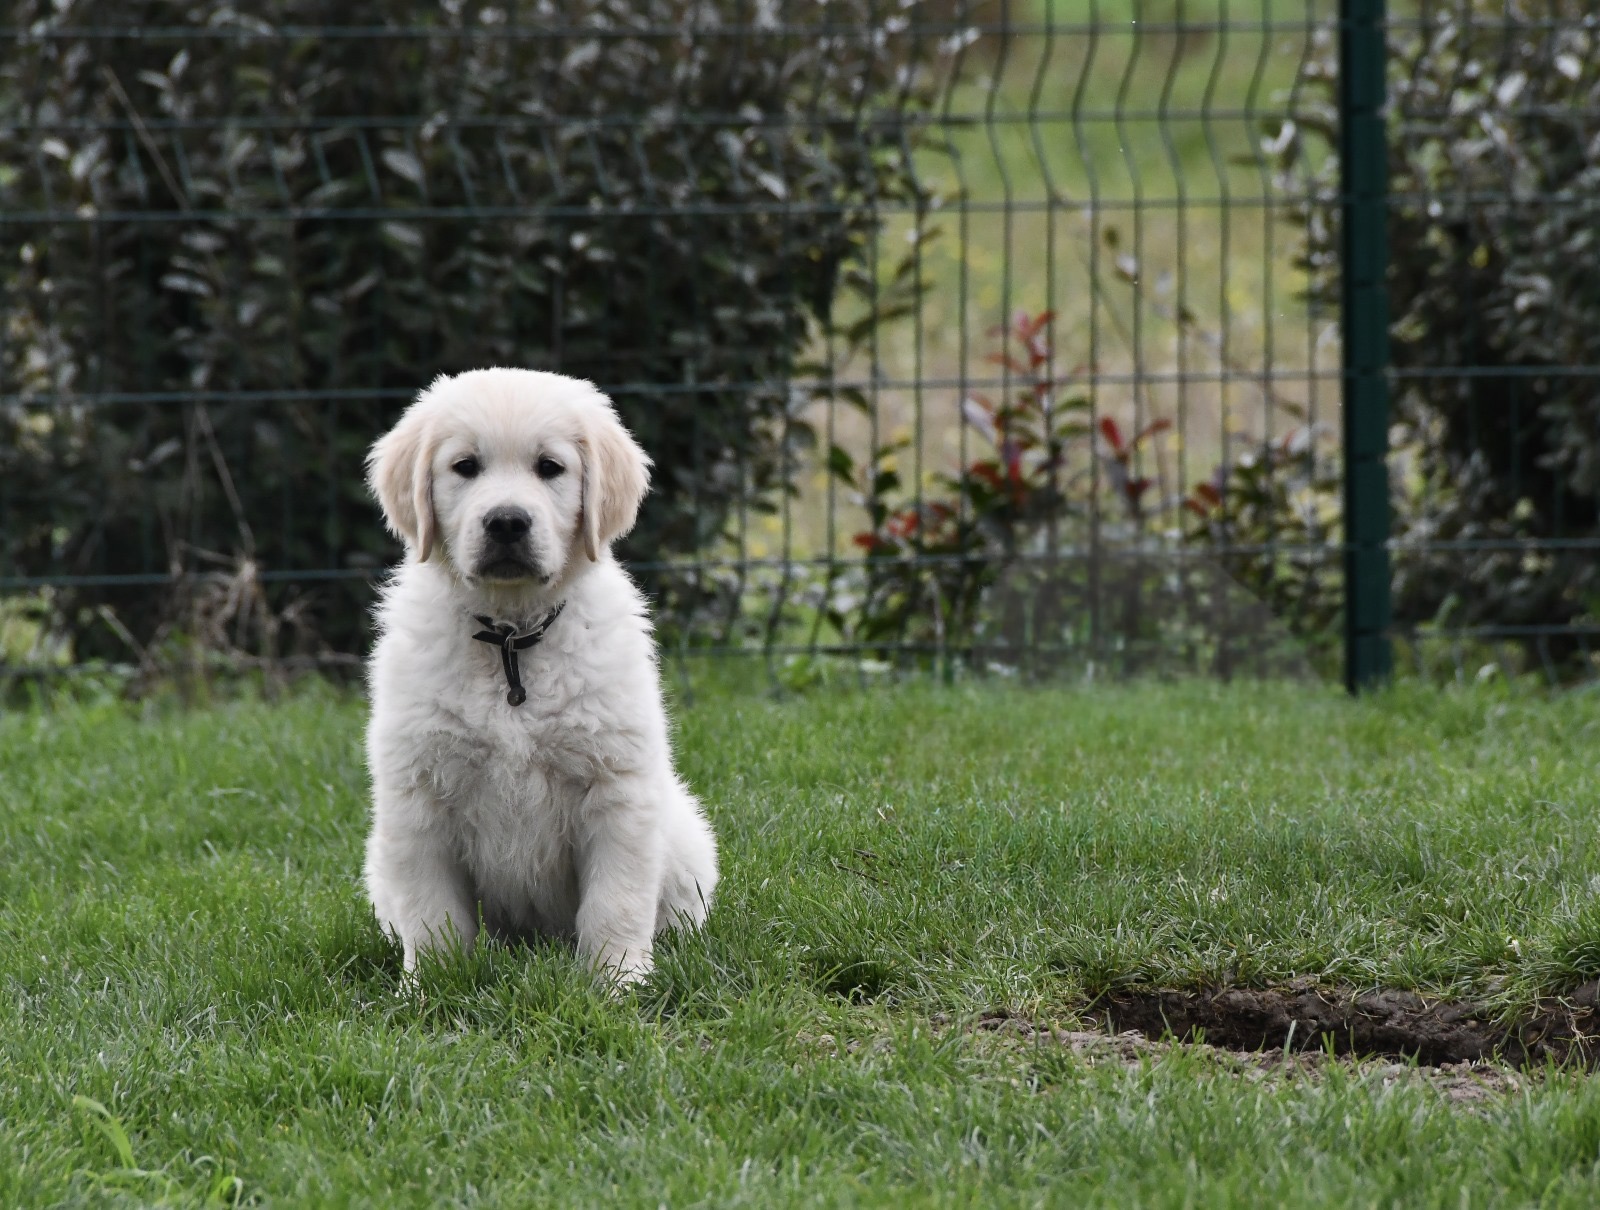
[4,676,1600,1206]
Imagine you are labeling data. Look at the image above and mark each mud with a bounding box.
[1094,981,1600,1068]
[960,1014,1537,1100]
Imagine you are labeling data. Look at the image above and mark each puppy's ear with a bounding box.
[581,400,652,562]
[367,404,440,562]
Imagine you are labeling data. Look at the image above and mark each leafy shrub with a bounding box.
[1180,426,1343,669]
[1273,0,1600,668]
[827,308,1333,675]
[831,310,1080,651]
[0,0,952,663]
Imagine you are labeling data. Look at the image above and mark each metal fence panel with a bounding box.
[0,1,1592,689]
[1374,0,1600,683]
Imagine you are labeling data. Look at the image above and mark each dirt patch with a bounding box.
[960,1014,1535,1102]
[1093,982,1600,1068]
[800,1005,1564,1097]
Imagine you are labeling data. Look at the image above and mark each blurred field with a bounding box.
[765,0,1338,561]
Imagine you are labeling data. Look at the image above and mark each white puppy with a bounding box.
[362,368,717,984]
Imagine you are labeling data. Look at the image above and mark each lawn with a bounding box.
[4,675,1600,1206]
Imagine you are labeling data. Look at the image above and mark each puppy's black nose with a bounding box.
[483,507,532,545]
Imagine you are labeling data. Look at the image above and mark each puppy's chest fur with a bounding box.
[372,561,663,941]
[413,645,616,938]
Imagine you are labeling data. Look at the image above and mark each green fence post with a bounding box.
[1339,0,1393,693]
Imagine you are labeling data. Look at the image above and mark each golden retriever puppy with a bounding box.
[362,368,717,984]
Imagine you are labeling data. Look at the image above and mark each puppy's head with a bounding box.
[367,369,651,592]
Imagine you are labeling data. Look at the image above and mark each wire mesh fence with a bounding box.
[1369,0,1600,684]
[0,1,1595,690]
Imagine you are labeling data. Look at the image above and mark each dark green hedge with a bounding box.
[0,0,949,661]
[1278,0,1600,666]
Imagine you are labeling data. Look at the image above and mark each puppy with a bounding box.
[362,368,717,984]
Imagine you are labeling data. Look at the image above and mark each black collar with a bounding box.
[471,602,566,707]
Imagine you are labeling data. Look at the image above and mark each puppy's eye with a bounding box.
[452,456,481,479]
[536,457,565,481]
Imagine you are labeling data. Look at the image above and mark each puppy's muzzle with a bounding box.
[484,506,532,546]
[476,506,544,580]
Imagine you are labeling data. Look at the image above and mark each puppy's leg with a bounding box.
[365,803,476,973]
[656,779,718,934]
[575,773,666,985]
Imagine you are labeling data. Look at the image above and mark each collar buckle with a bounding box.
[470,601,566,707]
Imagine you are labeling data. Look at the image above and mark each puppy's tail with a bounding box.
[655,780,718,934]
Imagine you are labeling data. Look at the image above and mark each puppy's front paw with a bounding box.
[587,941,653,992]
[399,972,428,1005]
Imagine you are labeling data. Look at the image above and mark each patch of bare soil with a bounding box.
[960,1013,1534,1102]
[1092,981,1600,1068]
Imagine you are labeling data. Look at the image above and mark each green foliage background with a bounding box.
[0,0,945,660]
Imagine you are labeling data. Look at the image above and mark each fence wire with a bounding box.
[0,1,1594,689]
